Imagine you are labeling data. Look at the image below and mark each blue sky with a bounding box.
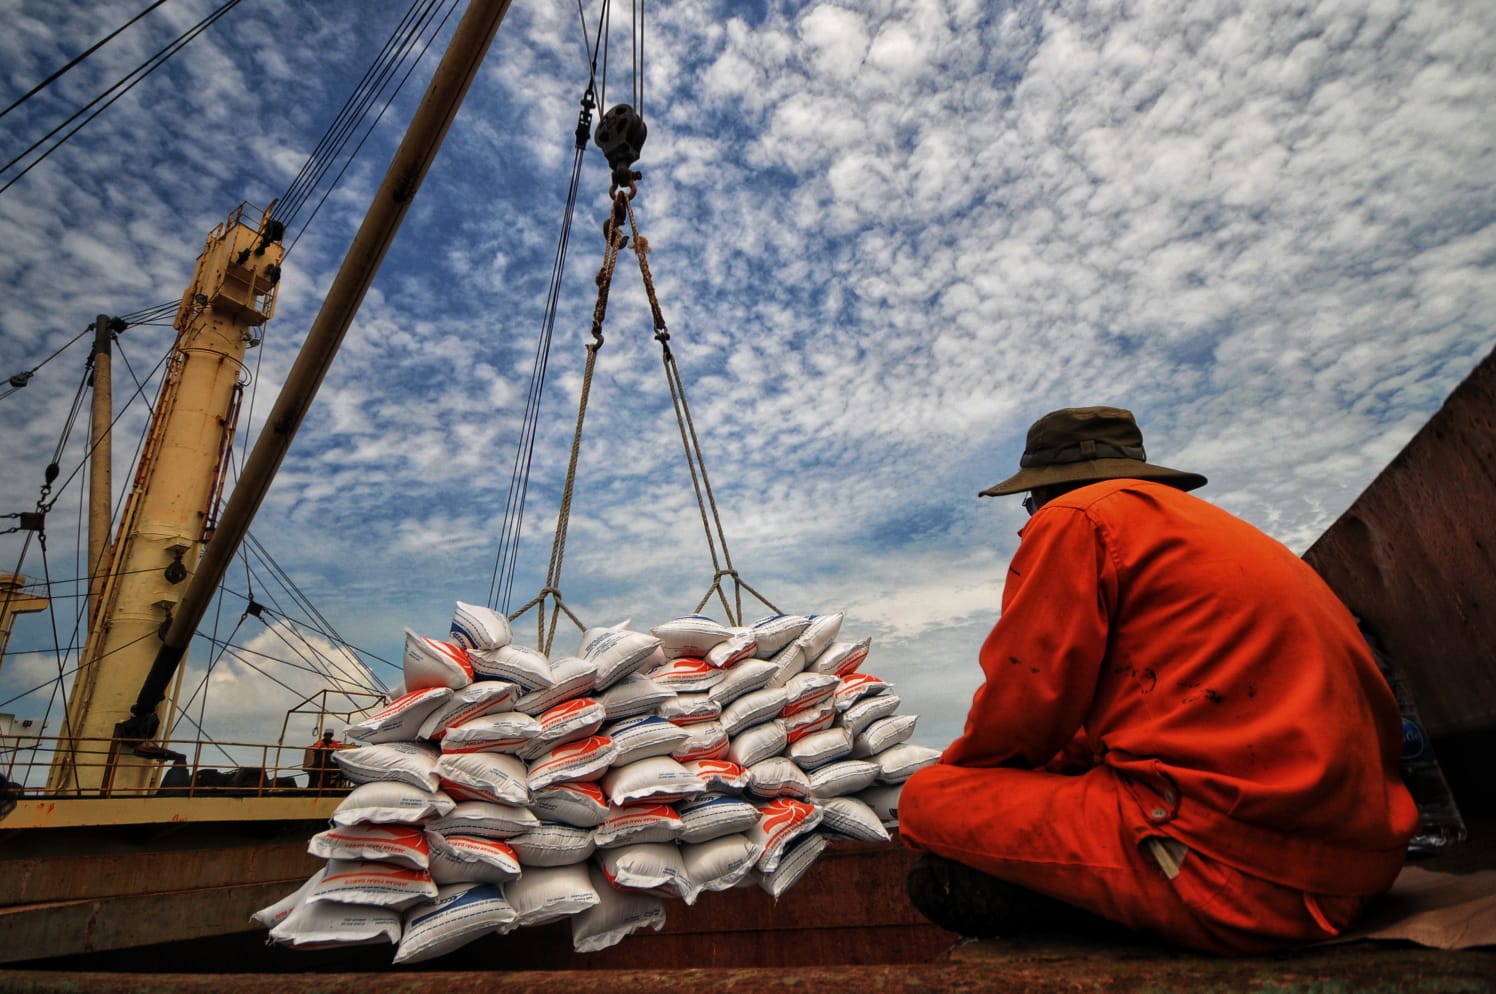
[1,0,1493,761]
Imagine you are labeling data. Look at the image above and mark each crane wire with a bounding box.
[281,0,461,256]
[0,0,246,198]
[486,1,610,613]
[0,0,460,752]
[274,0,439,225]
[276,0,457,237]
[0,0,173,122]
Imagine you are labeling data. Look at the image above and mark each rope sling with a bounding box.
[507,177,780,655]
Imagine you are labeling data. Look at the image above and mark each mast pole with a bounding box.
[87,314,114,630]
[121,0,515,744]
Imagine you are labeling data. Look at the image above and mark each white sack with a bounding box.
[851,714,918,758]
[720,687,788,736]
[675,793,761,844]
[307,858,437,910]
[332,781,455,826]
[795,613,844,661]
[334,741,440,792]
[593,803,683,847]
[308,822,431,870]
[450,601,514,653]
[268,898,401,949]
[597,843,699,904]
[748,799,823,874]
[433,752,531,806]
[529,781,611,827]
[345,687,452,745]
[670,719,729,763]
[252,867,327,929]
[504,863,600,927]
[704,632,758,668]
[681,833,762,893]
[808,637,872,678]
[819,796,892,842]
[648,657,726,692]
[440,712,541,755]
[571,863,667,953]
[747,614,810,658]
[418,681,520,741]
[403,630,475,692]
[517,698,606,761]
[603,755,704,805]
[426,800,540,840]
[506,822,597,867]
[858,782,906,828]
[658,693,721,725]
[788,726,854,771]
[604,715,690,766]
[514,656,596,715]
[746,757,813,801]
[758,833,828,899]
[649,615,731,659]
[840,693,902,737]
[394,882,517,965]
[470,643,553,691]
[875,743,941,783]
[598,673,675,720]
[682,758,752,794]
[584,629,662,690]
[833,672,891,712]
[726,720,786,768]
[706,659,778,707]
[425,833,523,886]
[527,735,619,790]
[807,759,881,799]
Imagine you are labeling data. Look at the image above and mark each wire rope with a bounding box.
[0,0,173,122]
[487,1,609,613]
[282,0,461,255]
[274,0,438,225]
[0,324,94,403]
[0,0,246,198]
[277,0,445,225]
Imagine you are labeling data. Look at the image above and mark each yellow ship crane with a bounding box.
[47,206,285,796]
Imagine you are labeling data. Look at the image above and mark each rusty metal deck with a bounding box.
[3,825,1492,993]
[2,936,1492,993]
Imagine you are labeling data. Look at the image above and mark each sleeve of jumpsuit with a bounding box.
[940,505,1116,770]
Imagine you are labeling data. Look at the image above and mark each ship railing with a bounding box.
[0,731,354,801]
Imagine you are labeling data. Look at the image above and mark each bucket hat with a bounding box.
[980,407,1206,497]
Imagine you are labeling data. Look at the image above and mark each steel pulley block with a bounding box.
[595,104,648,177]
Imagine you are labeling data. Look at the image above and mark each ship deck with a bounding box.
[4,809,1491,994]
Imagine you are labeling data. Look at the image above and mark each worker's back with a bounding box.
[1036,479,1417,893]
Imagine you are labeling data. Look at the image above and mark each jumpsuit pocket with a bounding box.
[1163,844,1242,921]
[1150,839,1367,948]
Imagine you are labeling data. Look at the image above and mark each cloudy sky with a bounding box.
[1,0,1492,769]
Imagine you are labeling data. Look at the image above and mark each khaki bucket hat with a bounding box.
[980,406,1206,497]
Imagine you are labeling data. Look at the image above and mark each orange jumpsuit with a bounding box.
[899,479,1418,954]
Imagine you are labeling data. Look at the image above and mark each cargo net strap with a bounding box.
[616,189,780,626]
[506,191,627,655]
[510,184,779,653]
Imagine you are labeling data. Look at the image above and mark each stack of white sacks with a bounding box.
[256,602,939,963]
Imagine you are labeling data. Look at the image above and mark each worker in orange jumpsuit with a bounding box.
[899,407,1418,954]
[303,729,341,790]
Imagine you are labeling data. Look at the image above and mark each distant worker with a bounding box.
[303,730,340,790]
[899,407,1417,954]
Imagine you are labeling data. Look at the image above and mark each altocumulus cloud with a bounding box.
[0,0,1491,753]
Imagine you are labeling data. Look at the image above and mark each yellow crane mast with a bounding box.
[48,205,284,795]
